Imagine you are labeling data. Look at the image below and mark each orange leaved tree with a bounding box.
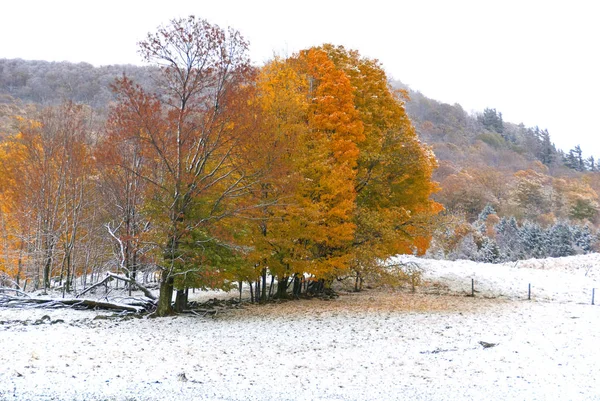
[317,45,442,290]
[247,48,365,296]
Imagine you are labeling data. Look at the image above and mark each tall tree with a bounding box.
[318,45,441,288]
[111,16,255,316]
[243,56,309,298]
[564,145,585,171]
[99,98,149,293]
[246,48,364,296]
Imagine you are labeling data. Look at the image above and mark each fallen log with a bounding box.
[0,295,147,313]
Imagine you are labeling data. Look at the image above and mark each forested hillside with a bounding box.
[0,58,158,108]
[1,27,598,289]
[396,86,599,261]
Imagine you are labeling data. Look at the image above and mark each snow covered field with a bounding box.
[396,252,600,303]
[1,254,599,400]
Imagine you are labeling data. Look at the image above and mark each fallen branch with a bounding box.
[0,287,30,298]
[106,272,157,301]
[75,272,156,302]
[76,275,113,298]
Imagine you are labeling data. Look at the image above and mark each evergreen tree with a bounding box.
[574,145,585,171]
[564,145,585,171]
[478,204,497,222]
[585,156,596,172]
[519,221,546,259]
[478,236,500,263]
[538,129,556,165]
[495,217,521,261]
[478,108,504,133]
[572,225,593,254]
[474,204,496,235]
[545,221,575,257]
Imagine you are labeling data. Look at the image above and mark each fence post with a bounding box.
[471,279,474,297]
[593,288,595,306]
[528,283,531,300]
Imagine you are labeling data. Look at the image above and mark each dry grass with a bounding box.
[231,288,502,319]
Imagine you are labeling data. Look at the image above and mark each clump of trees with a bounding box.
[0,17,440,315]
[430,204,597,263]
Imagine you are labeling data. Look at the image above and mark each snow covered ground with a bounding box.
[395,252,600,304]
[1,254,599,400]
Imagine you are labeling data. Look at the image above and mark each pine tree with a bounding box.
[572,225,593,254]
[478,237,500,263]
[564,145,585,171]
[538,129,555,165]
[585,156,596,172]
[495,217,521,261]
[519,221,546,259]
[545,221,575,257]
[478,108,504,133]
[478,204,497,222]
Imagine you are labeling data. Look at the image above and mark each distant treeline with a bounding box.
[0,58,159,108]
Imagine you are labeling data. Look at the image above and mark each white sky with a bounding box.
[1,0,598,156]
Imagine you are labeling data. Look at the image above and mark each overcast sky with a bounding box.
[1,0,598,156]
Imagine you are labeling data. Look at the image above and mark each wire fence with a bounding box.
[462,277,597,305]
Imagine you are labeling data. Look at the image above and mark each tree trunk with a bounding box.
[354,271,361,292]
[268,275,274,300]
[130,249,138,297]
[292,275,301,298]
[248,281,254,303]
[276,276,288,299]
[256,279,261,303]
[261,268,267,302]
[16,247,23,288]
[154,270,175,317]
[174,288,187,313]
[43,245,54,291]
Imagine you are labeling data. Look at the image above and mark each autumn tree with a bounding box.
[0,103,97,291]
[249,46,441,294]
[242,57,309,299]
[99,98,149,295]
[0,136,26,287]
[244,48,364,298]
[317,45,441,289]
[110,16,255,316]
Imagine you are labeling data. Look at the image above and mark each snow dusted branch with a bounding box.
[76,274,113,298]
[0,287,30,298]
[105,223,128,274]
[105,272,157,301]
